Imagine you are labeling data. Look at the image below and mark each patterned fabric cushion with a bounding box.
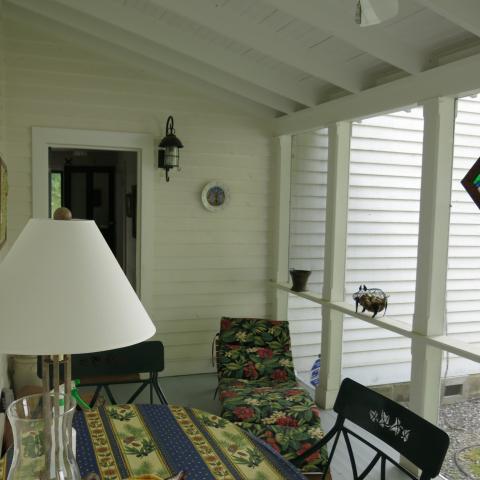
[218,317,295,381]
[219,317,292,348]
[217,345,296,382]
[220,379,319,425]
[218,377,328,473]
[216,318,328,473]
[237,423,327,471]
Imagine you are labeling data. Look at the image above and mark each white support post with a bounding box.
[410,97,455,424]
[317,122,351,408]
[273,135,292,320]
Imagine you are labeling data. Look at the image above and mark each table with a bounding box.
[1,404,306,480]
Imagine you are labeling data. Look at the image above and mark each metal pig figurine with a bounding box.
[353,285,388,318]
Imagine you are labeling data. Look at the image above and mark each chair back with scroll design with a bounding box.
[293,378,449,480]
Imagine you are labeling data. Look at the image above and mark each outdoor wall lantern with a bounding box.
[158,115,184,182]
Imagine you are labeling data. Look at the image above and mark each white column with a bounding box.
[273,135,292,320]
[317,122,351,408]
[410,97,455,424]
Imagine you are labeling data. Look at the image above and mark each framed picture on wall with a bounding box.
[0,157,7,249]
[461,157,480,210]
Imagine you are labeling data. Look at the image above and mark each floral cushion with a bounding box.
[219,379,319,425]
[217,345,295,382]
[218,378,328,472]
[238,423,327,471]
[219,317,292,347]
[218,317,295,381]
[216,318,328,472]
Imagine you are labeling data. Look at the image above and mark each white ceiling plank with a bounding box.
[415,0,480,38]
[274,50,480,135]
[6,0,294,114]
[4,4,277,119]
[264,0,429,74]
[151,0,365,94]
[43,0,312,109]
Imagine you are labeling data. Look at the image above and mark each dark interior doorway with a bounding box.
[48,148,138,289]
[64,165,116,251]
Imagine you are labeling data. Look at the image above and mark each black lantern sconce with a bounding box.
[158,115,184,182]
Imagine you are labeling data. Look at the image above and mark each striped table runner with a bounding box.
[1,404,306,480]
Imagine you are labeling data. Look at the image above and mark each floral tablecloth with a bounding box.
[1,404,307,480]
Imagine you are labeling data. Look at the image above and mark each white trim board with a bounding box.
[32,127,155,313]
[273,53,480,135]
[272,135,292,320]
[275,282,480,365]
[316,122,350,408]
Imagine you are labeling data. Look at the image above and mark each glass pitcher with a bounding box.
[6,393,80,480]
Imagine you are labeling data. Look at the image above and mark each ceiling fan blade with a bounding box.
[356,0,399,27]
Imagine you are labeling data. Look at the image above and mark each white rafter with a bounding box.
[273,50,480,135]
[415,0,480,37]
[264,0,429,74]
[151,0,365,94]
[6,0,300,114]
[34,0,317,109]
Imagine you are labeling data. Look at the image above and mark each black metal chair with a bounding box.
[293,378,449,480]
[38,341,168,407]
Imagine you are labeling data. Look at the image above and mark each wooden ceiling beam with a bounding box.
[152,0,366,94]
[6,0,297,115]
[264,0,429,74]
[274,51,480,135]
[415,0,480,38]
[44,0,313,109]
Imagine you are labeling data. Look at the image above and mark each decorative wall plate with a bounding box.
[201,181,230,212]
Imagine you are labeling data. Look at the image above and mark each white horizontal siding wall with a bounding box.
[289,104,480,387]
[288,111,424,386]
[0,5,8,391]
[288,130,328,380]
[4,19,275,376]
[445,96,480,377]
[344,109,423,386]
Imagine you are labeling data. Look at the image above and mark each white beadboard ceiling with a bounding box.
[3,0,480,120]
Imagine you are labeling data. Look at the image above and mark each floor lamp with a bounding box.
[0,213,156,479]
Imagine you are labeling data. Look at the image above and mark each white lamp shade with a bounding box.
[358,0,399,26]
[0,219,156,355]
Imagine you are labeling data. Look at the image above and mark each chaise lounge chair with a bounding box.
[215,316,329,475]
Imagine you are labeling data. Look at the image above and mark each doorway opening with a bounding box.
[48,148,138,289]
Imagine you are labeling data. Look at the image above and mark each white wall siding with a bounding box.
[288,111,424,386]
[344,109,423,386]
[288,130,328,380]
[289,104,480,387]
[5,19,275,376]
[445,96,480,377]
[0,4,8,391]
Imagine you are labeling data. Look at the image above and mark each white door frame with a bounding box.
[32,127,155,313]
